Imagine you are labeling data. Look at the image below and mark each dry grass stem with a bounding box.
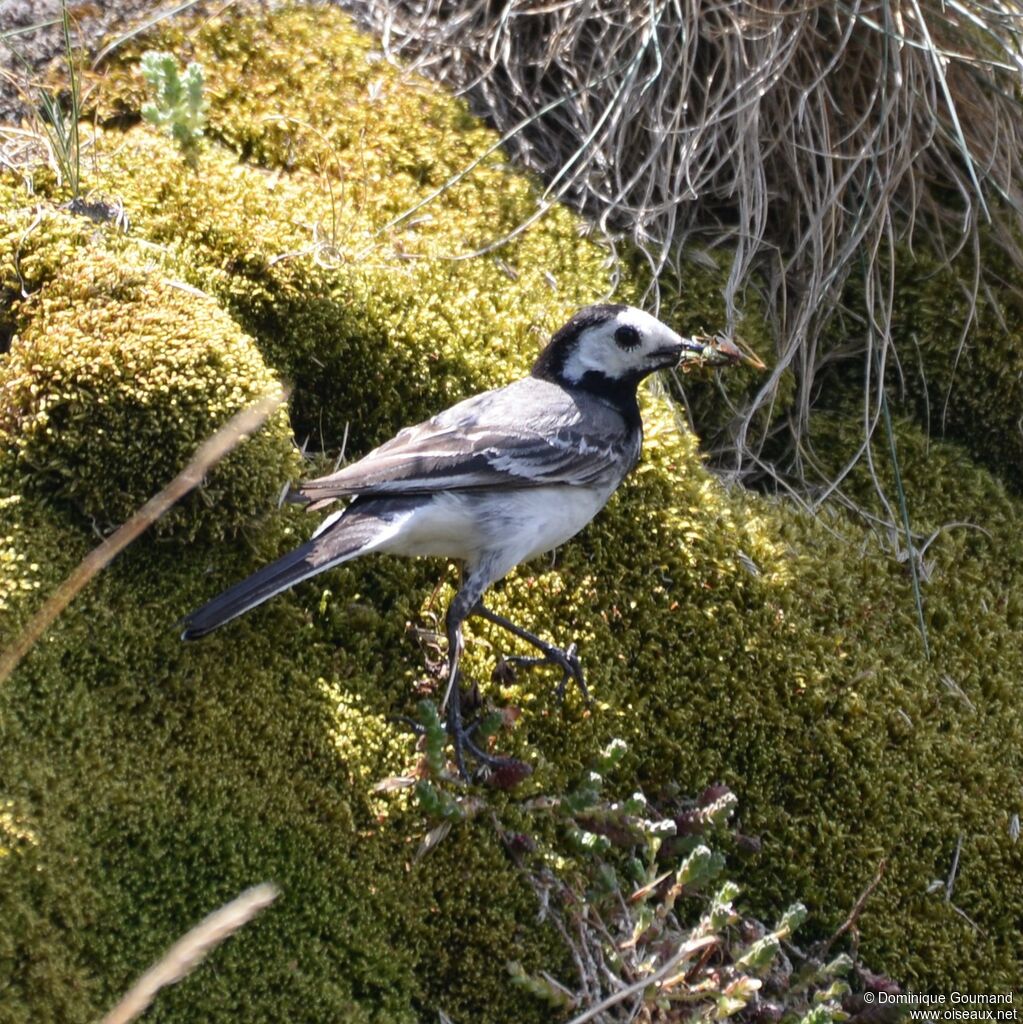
[564,934,718,1024]
[348,0,1023,487]
[0,387,287,685]
[815,858,886,959]
[99,883,279,1024]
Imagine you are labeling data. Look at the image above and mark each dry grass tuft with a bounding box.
[348,0,1023,484]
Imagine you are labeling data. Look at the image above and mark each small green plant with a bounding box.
[403,735,858,1022]
[38,0,82,200]
[140,51,207,166]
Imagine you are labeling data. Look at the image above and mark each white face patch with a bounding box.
[560,306,684,385]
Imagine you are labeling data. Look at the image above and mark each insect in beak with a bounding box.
[677,334,767,372]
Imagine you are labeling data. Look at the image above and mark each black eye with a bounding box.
[614,324,641,350]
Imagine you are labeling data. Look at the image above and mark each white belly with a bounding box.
[492,484,612,562]
[373,484,613,574]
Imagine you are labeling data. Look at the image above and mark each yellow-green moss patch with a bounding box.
[0,221,297,539]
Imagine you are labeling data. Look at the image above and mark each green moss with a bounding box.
[0,227,297,540]
[837,233,1023,490]
[768,410,1023,976]
[0,525,422,1023]
[1,6,1022,1023]
[85,6,625,447]
[24,126,597,450]
[0,499,46,619]
[97,6,504,184]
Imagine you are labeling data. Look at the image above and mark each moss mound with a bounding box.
[0,221,297,540]
[1,5,1022,1023]
[87,3,623,447]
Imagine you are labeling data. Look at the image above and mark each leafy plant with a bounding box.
[405,730,857,1022]
[140,51,207,166]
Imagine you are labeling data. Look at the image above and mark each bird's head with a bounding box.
[532,304,747,395]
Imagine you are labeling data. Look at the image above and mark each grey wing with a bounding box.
[298,378,635,506]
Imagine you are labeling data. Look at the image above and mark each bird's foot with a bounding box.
[446,707,501,776]
[496,640,590,705]
[399,693,529,784]
[444,702,531,786]
[453,726,529,788]
[473,603,590,706]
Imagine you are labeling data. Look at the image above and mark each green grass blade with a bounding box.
[881,389,930,659]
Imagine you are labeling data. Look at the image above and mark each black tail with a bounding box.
[181,539,337,639]
[180,496,422,640]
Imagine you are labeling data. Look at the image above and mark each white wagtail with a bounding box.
[182,304,756,772]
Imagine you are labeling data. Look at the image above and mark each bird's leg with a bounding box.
[442,590,511,777]
[472,602,589,704]
[442,602,469,778]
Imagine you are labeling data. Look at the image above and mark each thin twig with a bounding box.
[880,389,930,659]
[815,858,886,959]
[0,388,288,685]
[945,834,963,901]
[563,934,718,1024]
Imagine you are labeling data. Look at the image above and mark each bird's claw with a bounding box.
[446,708,529,783]
[397,711,529,784]
[500,641,590,705]
[401,677,512,781]
[391,714,428,736]
[392,701,509,778]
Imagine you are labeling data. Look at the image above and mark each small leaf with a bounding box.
[775,902,808,939]
[677,844,723,888]
[372,775,416,793]
[414,821,452,862]
[735,934,780,974]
